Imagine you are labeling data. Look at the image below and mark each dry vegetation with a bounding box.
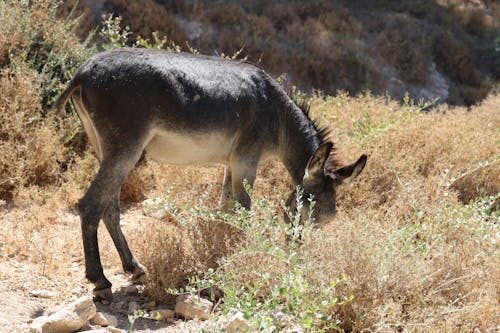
[124,93,498,332]
[0,1,499,332]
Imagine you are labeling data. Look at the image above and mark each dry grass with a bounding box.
[304,93,498,331]
[127,92,498,331]
[132,211,243,303]
[1,91,498,331]
[0,0,94,202]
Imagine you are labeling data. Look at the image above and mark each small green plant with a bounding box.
[100,14,131,50]
[135,31,168,49]
[127,309,151,333]
[215,47,248,61]
[402,92,439,113]
[99,13,187,53]
[348,111,397,144]
[165,187,351,332]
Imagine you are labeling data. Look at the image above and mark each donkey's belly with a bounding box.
[144,130,234,165]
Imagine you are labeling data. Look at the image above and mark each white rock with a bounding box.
[30,290,57,299]
[92,312,118,327]
[30,296,96,333]
[226,312,250,333]
[150,308,175,320]
[174,295,213,321]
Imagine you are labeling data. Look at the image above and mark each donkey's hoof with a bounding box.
[93,287,114,303]
[130,264,147,284]
[131,270,147,285]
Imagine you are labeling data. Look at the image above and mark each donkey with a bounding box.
[55,48,367,301]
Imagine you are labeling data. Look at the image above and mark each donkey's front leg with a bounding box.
[220,167,237,211]
[230,159,258,210]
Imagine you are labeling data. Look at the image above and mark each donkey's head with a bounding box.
[286,142,367,225]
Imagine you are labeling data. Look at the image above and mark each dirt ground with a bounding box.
[0,207,220,333]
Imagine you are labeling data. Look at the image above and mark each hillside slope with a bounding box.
[59,0,500,105]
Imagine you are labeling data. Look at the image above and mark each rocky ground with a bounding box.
[0,208,241,333]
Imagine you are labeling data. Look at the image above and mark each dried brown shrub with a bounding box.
[293,92,499,331]
[200,3,247,27]
[450,162,499,205]
[134,212,243,303]
[432,29,482,85]
[55,0,95,39]
[261,2,299,30]
[0,61,64,201]
[104,0,186,43]
[0,4,26,65]
[134,214,206,303]
[318,7,363,36]
[329,93,499,215]
[119,162,153,204]
[375,14,432,83]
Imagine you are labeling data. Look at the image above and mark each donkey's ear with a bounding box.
[329,154,367,184]
[303,142,333,185]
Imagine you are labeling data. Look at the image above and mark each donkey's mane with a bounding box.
[292,97,344,170]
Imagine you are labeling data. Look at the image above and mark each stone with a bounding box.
[174,295,213,321]
[29,290,57,299]
[226,312,249,333]
[106,327,126,333]
[110,301,125,311]
[30,296,96,333]
[124,285,139,296]
[92,312,118,327]
[80,321,93,331]
[150,308,175,320]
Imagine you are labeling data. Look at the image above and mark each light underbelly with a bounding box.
[144,130,234,165]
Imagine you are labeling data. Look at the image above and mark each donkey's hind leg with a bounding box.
[79,146,144,302]
[103,196,147,283]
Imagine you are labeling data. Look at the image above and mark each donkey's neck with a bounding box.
[277,97,323,185]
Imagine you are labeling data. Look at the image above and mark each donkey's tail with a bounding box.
[52,78,80,116]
